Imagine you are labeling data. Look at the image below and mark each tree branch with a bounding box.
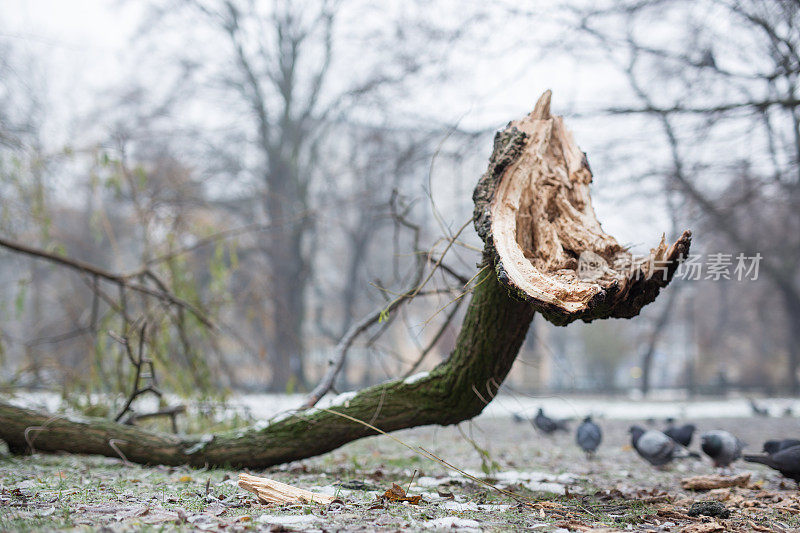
[0,235,213,328]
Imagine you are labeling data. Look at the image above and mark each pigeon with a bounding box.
[700,430,745,468]
[664,423,696,447]
[744,444,800,483]
[749,399,769,417]
[763,439,800,454]
[533,408,568,434]
[629,426,684,466]
[576,416,602,457]
[512,412,526,424]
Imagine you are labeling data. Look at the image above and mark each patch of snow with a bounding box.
[555,473,577,483]
[424,517,481,531]
[311,484,350,497]
[477,504,511,512]
[403,371,430,385]
[484,394,800,420]
[325,391,358,408]
[522,481,567,495]
[494,470,548,482]
[491,470,577,487]
[442,501,479,512]
[257,514,322,526]
[267,410,294,424]
[15,390,800,428]
[416,476,454,487]
[183,434,214,455]
[251,419,271,431]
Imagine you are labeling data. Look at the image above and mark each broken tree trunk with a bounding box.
[0,91,690,468]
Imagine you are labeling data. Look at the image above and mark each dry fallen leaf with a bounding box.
[379,483,422,505]
[681,473,750,491]
[533,501,564,509]
[238,473,335,505]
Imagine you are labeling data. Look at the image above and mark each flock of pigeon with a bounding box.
[527,407,800,484]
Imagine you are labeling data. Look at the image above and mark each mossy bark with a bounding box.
[0,269,534,468]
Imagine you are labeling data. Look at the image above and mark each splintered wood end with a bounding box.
[473,91,691,325]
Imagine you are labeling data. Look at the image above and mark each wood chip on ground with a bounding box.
[238,473,335,505]
[680,473,751,491]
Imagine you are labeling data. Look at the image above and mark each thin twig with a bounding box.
[23,426,43,454]
[114,322,162,423]
[108,439,133,466]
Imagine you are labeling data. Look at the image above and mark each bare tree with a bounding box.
[563,0,800,392]
[133,0,472,390]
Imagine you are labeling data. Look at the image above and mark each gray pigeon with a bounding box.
[700,430,745,467]
[745,444,800,483]
[533,408,568,434]
[576,416,602,456]
[763,439,800,454]
[629,425,681,466]
[664,423,696,447]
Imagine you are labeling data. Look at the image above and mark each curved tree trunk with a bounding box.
[0,270,532,467]
[0,92,690,467]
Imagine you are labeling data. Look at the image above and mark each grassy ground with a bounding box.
[1,414,799,531]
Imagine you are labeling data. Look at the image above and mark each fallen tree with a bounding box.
[0,91,690,467]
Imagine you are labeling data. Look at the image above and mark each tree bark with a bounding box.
[0,92,690,467]
[265,158,310,392]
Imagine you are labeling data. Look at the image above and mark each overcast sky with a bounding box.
[1,0,671,253]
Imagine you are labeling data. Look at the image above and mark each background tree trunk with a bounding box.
[640,287,679,395]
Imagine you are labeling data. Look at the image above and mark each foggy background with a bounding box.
[1,0,798,410]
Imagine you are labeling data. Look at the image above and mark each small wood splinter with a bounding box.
[238,473,336,505]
